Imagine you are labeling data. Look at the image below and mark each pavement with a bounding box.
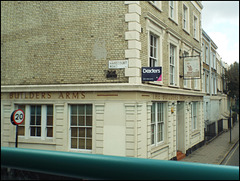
[180,120,239,165]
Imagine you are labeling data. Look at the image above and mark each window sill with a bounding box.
[193,37,199,42]
[148,1,162,12]
[151,142,168,153]
[13,137,55,145]
[183,28,190,35]
[168,84,179,88]
[168,17,178,26]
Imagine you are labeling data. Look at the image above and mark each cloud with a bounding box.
[202,1,239,65]
[208,31,239,64]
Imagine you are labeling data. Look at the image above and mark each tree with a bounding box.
[225,62,239,99]
[225,62,239,113]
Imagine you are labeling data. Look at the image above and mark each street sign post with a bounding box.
[10,109,25,148]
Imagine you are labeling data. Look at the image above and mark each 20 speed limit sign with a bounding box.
[10,109,25,125]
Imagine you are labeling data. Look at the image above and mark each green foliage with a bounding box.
[225,62,239,99]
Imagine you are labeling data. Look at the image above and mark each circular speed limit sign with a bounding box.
[10,109,25,125]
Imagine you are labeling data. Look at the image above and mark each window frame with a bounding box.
[169,1,178,24]
[182,3,189,33]
[149,33,158,67]
[15,104,54,140]
[193,14,199,41]
[69,104,93,151]
[170,44,176,86]
[151,102,165,146]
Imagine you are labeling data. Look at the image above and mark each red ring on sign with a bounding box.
[12,109,25,125]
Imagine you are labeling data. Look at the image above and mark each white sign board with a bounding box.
[184,57,200,78]
[109,60,128,69]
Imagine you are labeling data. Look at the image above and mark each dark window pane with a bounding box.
[47,128,53,137]
[47,116,53,126]
[30,127,35,136]
[37,127,41,136]
[71,105,77,114]
[79,128,85,137]
[86,105,92,114]
[71,138,77,149]
[86,128,92,138]
[86,116,92,126]
[30,117,35,125]
[78,105,85,115]
[86,139,92,149]
[31,106,35,115]
[71,127,77,137]
[79,116,85,126]
[79,138,85,149]
[71,116,77,126]
[47,105,53,115]
[36,116,41,125]
[37,106,41,115]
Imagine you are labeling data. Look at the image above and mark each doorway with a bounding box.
[176,101,185,153]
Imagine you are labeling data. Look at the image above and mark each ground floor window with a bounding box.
[70,104,92,150]
[151,102,165,145]
[15,104,53,138]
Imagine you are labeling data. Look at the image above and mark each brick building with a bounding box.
[1,1,204,160]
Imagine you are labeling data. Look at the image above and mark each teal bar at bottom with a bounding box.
[1,147,239,180]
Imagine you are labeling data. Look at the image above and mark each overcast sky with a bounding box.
[201,1,239,65]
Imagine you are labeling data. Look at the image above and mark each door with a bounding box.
[176,101,185,153]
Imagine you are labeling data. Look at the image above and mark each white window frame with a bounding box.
[170,44,175,86]
[151,102,165,146]
[149,1,162,11]
[182,3,189,33]
[206,73,209,94]
[146,18,164,85]
[149,33,158,67]
[202,42,205,63]
[202,71,205,93]
[193,15,199,41]
[169,1,178,24]
[206,45,209,65]
[69,104,93,151]
[15,104,54,140]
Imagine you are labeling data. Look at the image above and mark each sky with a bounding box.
[201,1,239,65]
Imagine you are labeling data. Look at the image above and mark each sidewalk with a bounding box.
[181,121,239,165]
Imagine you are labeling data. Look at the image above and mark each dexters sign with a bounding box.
[142,67,162,81]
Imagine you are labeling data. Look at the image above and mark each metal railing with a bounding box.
[1,147,239,180]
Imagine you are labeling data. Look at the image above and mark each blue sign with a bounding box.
[142,67,162,81]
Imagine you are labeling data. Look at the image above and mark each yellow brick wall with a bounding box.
[140,1,202,88]
[1,1,128,85]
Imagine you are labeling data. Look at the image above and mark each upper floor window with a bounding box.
[16,104,53,139]
[183,4,189,32]
[170,44,176,86]
[149,1,162,10]
[193,15,199,40]
[202,42,205,63]
[150,33,158,67]
[206,46,209,65]
[169,1,178,23]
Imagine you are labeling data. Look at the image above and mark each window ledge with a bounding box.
[168,17,178,26]
[193,37,199,42]
[12,138,55,145]
[148,1,162,12]
[183,28,190,35]
[151,143,168,153]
